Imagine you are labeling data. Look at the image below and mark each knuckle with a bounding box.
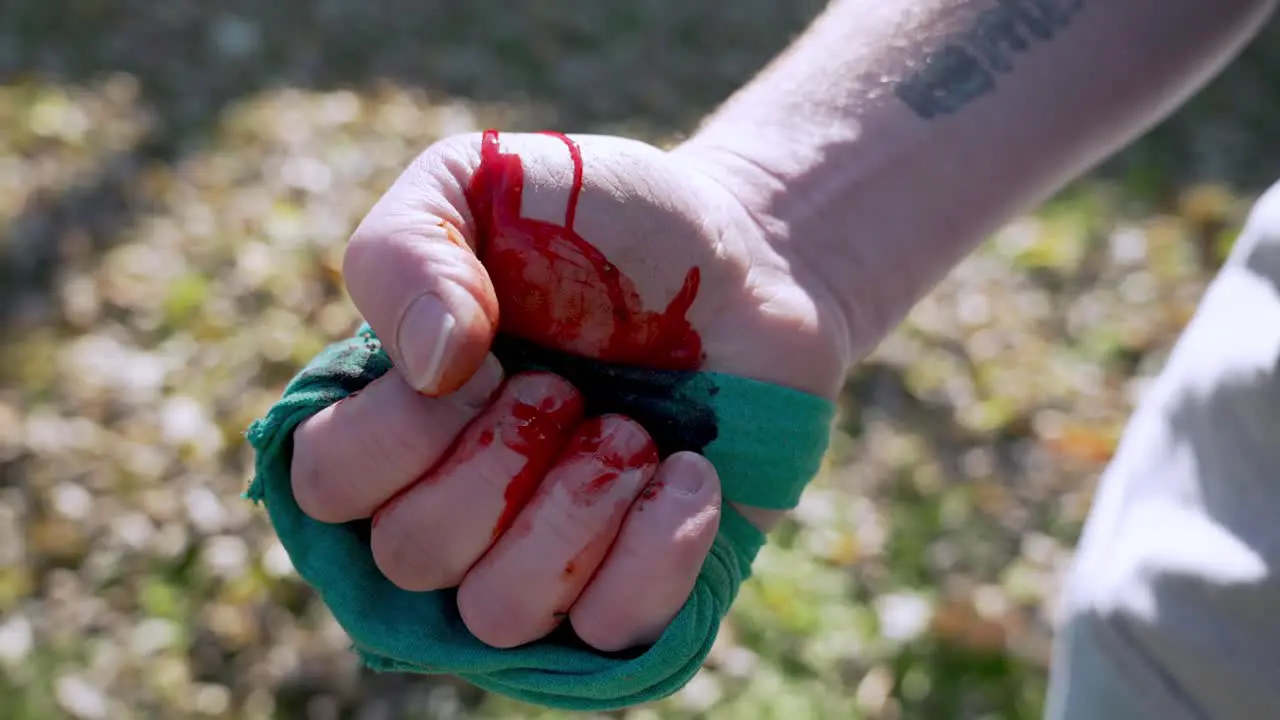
[569,612,634,652]
[371,549,419,592]
[370,520,432,592]
[592,415,657,466]
[357,374,461,468]
[466,445,537,499]
[530,499,596,550]
[457,577,526,649]
[359,418,437,478]
[389,134,484,215]
[422,133,483,174]
[369,504,470,592]
[290,418,348,523]
[571,594,664,653]
[603,413,646,433]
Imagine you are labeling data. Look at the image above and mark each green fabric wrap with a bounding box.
[244,325,835,711]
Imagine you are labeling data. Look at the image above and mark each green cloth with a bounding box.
[245,324,835,711]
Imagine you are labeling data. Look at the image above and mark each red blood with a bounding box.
[636,479,665,511]
[555,417,659,507]
[581,472,617,501]
[369,374,583,537]
[553,420,659,594]
[490,385,585,540]
[464,129,704,370]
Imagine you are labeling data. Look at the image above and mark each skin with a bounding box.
[678,0,1275,357]
[291,0,1275,655]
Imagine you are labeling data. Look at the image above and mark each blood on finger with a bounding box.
[561,418,659,506]
[560,521,620,583]
[633,478,666,512]
[369,372,584,538]
[491,397,585,539]
[549,417,659,595]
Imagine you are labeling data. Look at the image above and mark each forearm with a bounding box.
[678,0,1274,358]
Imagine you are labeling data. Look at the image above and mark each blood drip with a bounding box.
[464,129,704,370]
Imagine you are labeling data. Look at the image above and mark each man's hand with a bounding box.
[288,131,850,651]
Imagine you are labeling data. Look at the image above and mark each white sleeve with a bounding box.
[1047,180,1280,720]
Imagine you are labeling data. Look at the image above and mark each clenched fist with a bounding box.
[288,130,848,652]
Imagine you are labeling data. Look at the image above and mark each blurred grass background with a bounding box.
[1,2,1279,718]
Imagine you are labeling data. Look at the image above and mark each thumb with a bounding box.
[343,135,500,396]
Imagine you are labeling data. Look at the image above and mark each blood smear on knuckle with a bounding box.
[572,464,652,508]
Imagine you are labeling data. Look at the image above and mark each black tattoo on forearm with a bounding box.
[894,0,1086,120]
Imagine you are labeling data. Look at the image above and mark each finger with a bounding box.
[569,452,721,652]
[455,415,659,649]
[343,135,500,396]
[369,372,584,592]
[291,354,505,524]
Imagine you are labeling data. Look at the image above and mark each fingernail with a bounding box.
[666,453,709,496]
[449,354,505,410]
[397,293,456,393]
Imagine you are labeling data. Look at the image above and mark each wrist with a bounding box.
[674,0,1276,367]
[673,121,960,366]
[672,139,866,390]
